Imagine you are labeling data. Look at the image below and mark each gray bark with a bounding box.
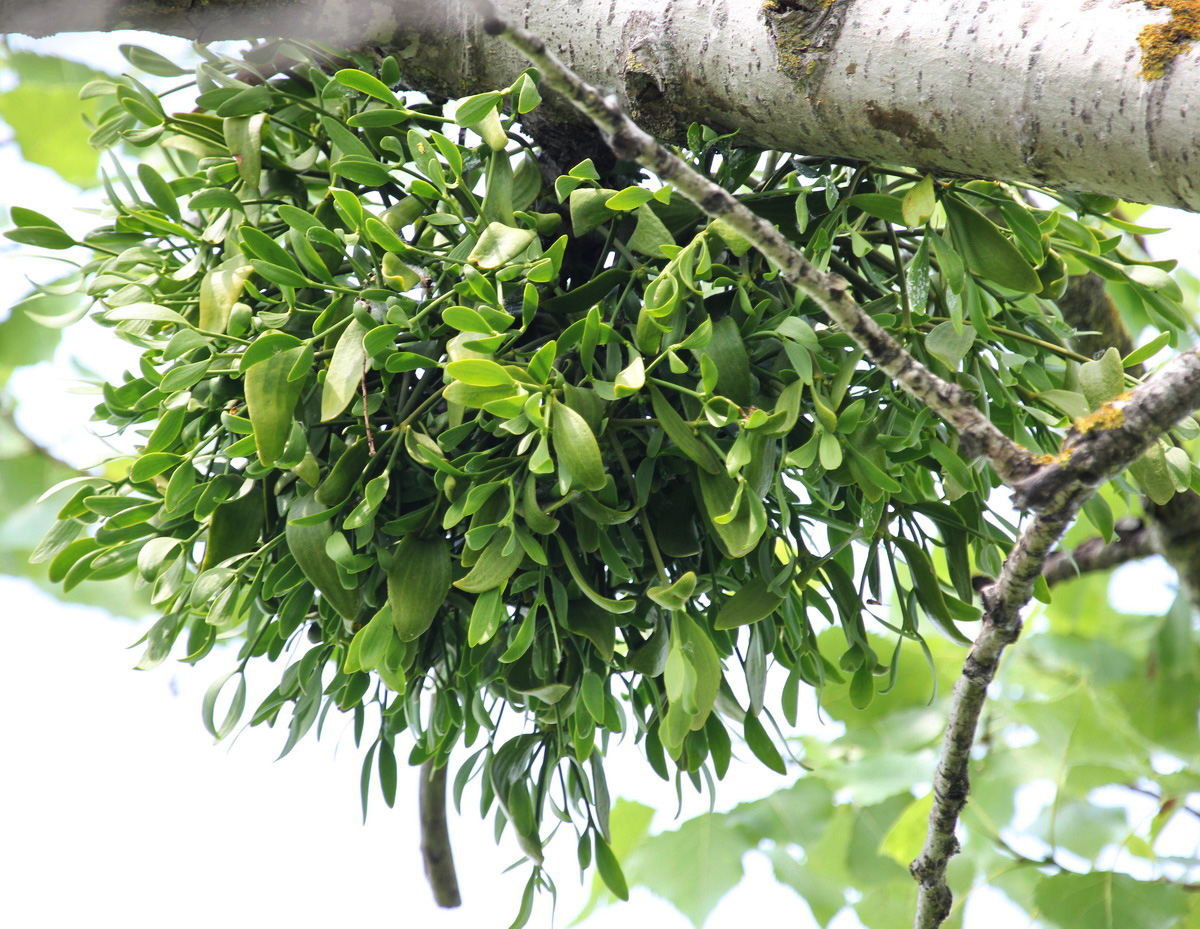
[2,0,1200,210]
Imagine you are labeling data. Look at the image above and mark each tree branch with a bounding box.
[5,1,1200,210]
[1058,273,1139,367]
[911,508,1072,927]
[419,759,461,908]
[1012,349,1200,513]
[1040,518,1155,586]
[911,351,1200,928]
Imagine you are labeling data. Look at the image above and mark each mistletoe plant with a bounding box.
[12,39,1197,909]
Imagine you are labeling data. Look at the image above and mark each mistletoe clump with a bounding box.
[13,40,1196,900]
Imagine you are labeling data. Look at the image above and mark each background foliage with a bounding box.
[2,35,1198,928]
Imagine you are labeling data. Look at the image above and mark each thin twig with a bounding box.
[361,356,376,457]
[1040,518,1154,586]
[1122,783,1200,822]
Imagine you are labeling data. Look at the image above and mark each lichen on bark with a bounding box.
[762,0,847,85]
[1136,0,1200,79]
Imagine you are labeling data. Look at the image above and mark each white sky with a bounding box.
[1,28,1196,929]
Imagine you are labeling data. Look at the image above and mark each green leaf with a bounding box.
[345,606,394,673]
[647,571,697,611]
[201,484,263,570]
[594,835,629,901]
[1033,872,1188,929]
[104,303,190,326]
[446,358,514,387]
[137,163,181,219]
[1123,330,1171,367]
[944,196,1042,293]
[239,225,305,277]
[454,530,526,594]
[120,43,190,76]
[320,319,369,421]
[198,263,252,333]
[467,587,506,646]
[743,711,786,774]
[250,259,309,288]
[569,187,619,235]
[848,193,907,225]
[334,68,401,106]
[468,222,535,269]
[1039,388,1090,421]
[331,154,392,187]
[7,207,75,249]
[697,469,767,558]
[514,71,542,113]
[129,452,182,483]
[702,315,751,405]
[849,662,875,708]
[499,600,540,663]
[1129,441,1177,506]
[551,398,607,492]
[0,82,100,186]
[625,811,751,926]
[201,671,247,741]
[879,793,935,866]
[507,874,536,929]
[924,321,976,369]
[714,577,784,630]
[223,113,265,188]
[575,799,654,920]
[243,345,308,466]
[1078,346,1125,410]
[628,201,676,256]
[455,91,503,126]
[557,540,636,615]
[386,534,451,641]
[649,387,721,474]
[238,331,303,372]
[605,186,654,211]
[893,537,974,645]
[708,217,752,257]
[902,174,937,227]
[613,354,645,397]
[906,235,931,316]
[286,494,361,621]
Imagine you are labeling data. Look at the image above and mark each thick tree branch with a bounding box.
[418,759,461,908]
[4,1,1200,210]
[1059,273,1139,367]
[1040,518,1155,586]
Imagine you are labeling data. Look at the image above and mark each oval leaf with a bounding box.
[388,535,451,640]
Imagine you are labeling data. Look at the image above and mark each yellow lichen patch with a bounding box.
[1073,401,1127,435]
[1137,0,1200,79]
[1032,449,1073,466]
[762,0,838,10]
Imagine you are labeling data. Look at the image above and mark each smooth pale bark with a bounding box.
[2,0,1198,210]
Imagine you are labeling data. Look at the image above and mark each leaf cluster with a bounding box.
[11,39,1199,902]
